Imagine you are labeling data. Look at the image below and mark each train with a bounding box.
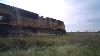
[0,3,66,36]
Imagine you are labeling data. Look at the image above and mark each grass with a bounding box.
[0,32,100,56]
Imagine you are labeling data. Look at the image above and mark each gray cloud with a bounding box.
[65,0,100,32]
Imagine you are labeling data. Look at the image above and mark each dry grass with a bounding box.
[0,32,100,56]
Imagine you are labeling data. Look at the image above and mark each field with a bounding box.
[0,32,100,56]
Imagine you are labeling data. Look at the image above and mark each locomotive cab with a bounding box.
[0,13,11,36]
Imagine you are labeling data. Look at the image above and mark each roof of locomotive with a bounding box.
[0,3,38,15]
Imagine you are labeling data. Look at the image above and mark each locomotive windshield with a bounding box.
[0,16,3,20]
[0,14,11,24]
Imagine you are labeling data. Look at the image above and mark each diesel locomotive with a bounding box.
[0,3,66,36]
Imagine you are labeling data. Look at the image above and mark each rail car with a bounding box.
[0,3,66,36]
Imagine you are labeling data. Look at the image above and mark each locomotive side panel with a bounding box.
[35,17,44,29]
[19,9,39,27]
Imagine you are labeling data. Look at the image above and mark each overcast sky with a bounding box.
[0,0,100,32]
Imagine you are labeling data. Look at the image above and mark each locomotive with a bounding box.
[0,3,66,36]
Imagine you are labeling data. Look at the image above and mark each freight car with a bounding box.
[0,3,66,36]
